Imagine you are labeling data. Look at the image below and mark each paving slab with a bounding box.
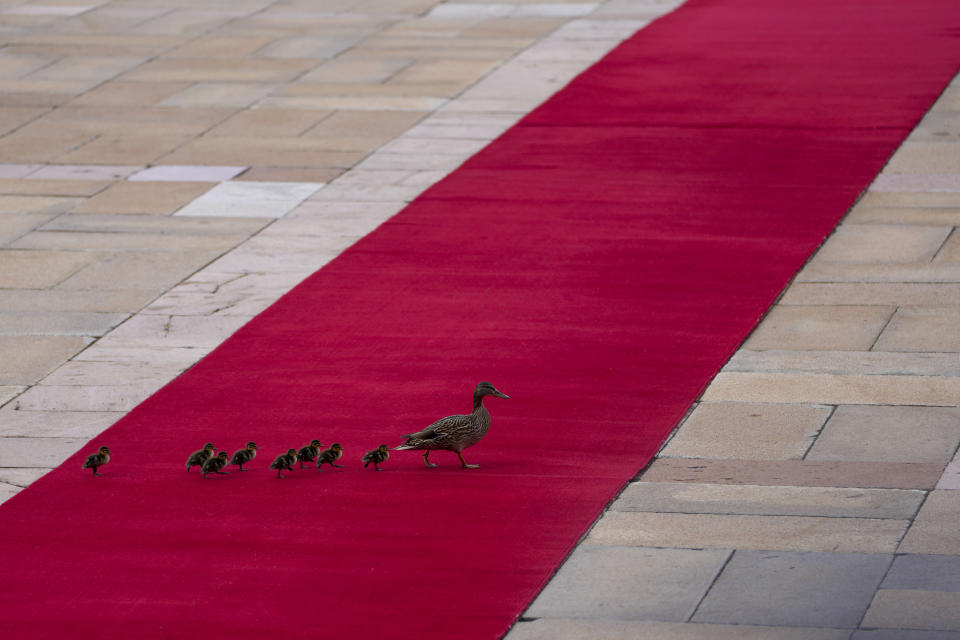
[0,336,89,386]
[524,544,730,622]
[588,511,908,553]
[613,482,924,519]
[639,458,945,490]
[846,206,960,227]
[862,590,960,631]
[11,230,246,253]
[70,180,215,214]
[853,631,960,640]
[506,618,849,640]
[173,180,325,218]
[0,436,89,468]
[742,305,894,351]
[0,289,157,314]
[0,249,95,288]
[873,307,960,352]
[899,491,960,554]
[724,350,960,376]
[807,405,960,464]
[0,178,109,197]
[701,372,960,407]
[0,311,128,337]
[796,261,960,284]
[781,283,960,306]
[936,459,960,490]
[813,223,952,263]
[0,409,120,438]
[882,554,960,592]
[127,165,247,182]
[42,214,270,236]
[692,550,891,628]
[660,402,831,460]
[56,250,227,292]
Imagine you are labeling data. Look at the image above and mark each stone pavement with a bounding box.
[0,1,956,638]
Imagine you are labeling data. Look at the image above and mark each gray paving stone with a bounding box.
[0,409,119,438]
[693,550,891,628]
[813,224,952,263]
[613,482,923,519]
[0,289,157,313]
[781,283,960,306]
[0,436,88,468]
[807,405,960,464]
[525,544,730,622]
[899,491,960,555]
[742,305,894,351]
[852,631,960,640]
[0,335,89,385]
[0,311,128,337]
[506,618,849,640]
[0,249,95,288]
[862,590,960,631]
[724,350,960,377]
[882,554,960,592]
[0,386,22,406]
[0,468,49,487]
[874,307,960,353]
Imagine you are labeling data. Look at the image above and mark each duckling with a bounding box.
[395,381,509,469]
[316,443,344,471]
[81,445,111,476]
[296,439,324,469]
[201,451,230,478]
[229,441,258,471]
[185,442,216,472]
[269,449,298,478]
[362,444,390,471]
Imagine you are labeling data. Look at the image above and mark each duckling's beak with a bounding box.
[492,389,510,399]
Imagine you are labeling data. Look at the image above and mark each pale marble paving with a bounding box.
[173,180,325,218]
[128,165,247,182]
[25,164,142,180]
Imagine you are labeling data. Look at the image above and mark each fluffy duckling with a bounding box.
[296,439,324,469]
[81,445,111,476]
[269,449,298,478]
[316,443,344,471]
[229,441,258,471]
[185,442,216,472]
[396,381,509,469]
[201,451,230,478]
[362,444,390,471]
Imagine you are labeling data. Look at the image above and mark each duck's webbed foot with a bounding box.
[423,451,438,468]
[456,452,479,469]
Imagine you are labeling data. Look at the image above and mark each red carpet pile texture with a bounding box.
[1,0,958,637]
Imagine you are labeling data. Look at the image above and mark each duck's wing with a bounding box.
[403,413,471,440]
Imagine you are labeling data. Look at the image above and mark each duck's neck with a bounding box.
[473,393,486,412]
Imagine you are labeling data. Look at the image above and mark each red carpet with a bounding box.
[2,1,958,637]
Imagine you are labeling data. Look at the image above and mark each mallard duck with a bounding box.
[296,439,324,469]
[81,446,111,476]
[201,451,230,478]
[362,444,390,471]
[185,442,216,472]
[269,449,298,478]
[395,381,509,468]
[229,442,258,471]
[316,443,344,470]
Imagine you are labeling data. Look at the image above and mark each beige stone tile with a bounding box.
[860,191,960,208]
[0,212,55,246]
[254,34,370,59]
[661,402,830,460]
[0,437,88,469]
[235,166,344,183]
[40,360,186,387]
[815,224,952,263]
[724,350,959,376]
[461,17,567,38]
[279,82,462,99]
[614,482,924,519]
[0,289,156,313]
[70,181,215,214]
[128,8,246,36]
[97,313,253,349]
[0,128,95,163]
[259,94,448,111]
[781,283,960,306]
[701,372,960,406]
[862,590,960,631]
[41,105,233,132]
[159,137,365,167]
[65,81,192,107]
[4,34,183,58]
[846,206,960,227]
[10,230,243,253]
[26,55,145,84]
[937,229,960,261]
[298,58,412,83]
[874,307,960,352]
[163,35,275,58]
[506,618,850,640]
[0,54,58,79]
[807,406,960,464]
[57,250,226,292]
[899,490,960,554]
[886,142,960,173]
[56,132,194,164]
[0,249,94,287]
[303,109,428,139]
[159,82,280,108]
[587,511,907,553]
[205,108,331,138]
[390,59,500,85]
[43,214,269,236]
[0,195,80,214]
[0,179,109,197]
[743,305,894,351]
[121,57,317,83]
[640,458,944,490]
[0,386,23,406]
[0,92,72,107]
[12,383,164,412]
[0,335,89,385]
[0,311,127,337]
[0,106,47,135]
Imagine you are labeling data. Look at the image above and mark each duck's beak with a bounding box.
[492,389,510,399]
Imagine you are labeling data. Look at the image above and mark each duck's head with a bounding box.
[475,382,509,399]
[331,443,342,452]
[378,444,389,454]
[246,441,258,451]
[216,451,229,460]
[286,448,298,457]
[98,446,111,455]
[203,442,216,451]
[309,439,323,447]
